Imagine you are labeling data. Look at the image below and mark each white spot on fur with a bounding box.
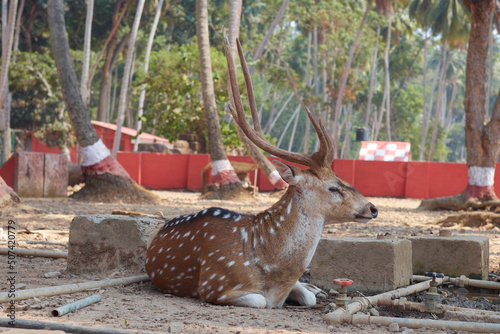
[232,227,237,233]
[223,213,231,219]
[217,256,226,261]
[202,281,208,286]
[209,274,216,280]
[235,215,242,222]
[227,261,235,267]
[184,255,190,260]
[233,284,243,290]
[219,275,226,281]
[287,199,293,215]
[218,295,227,301]
[241,228,248,242]
[209,235,215,240]
[243,261,250,266]
[213,209,221,216]
[203,222,209,227]
[183,232,191,238]
[270,227,275,235]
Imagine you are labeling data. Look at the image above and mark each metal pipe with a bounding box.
[0,317,160,334]
[0,275,149,302]
[51,294,101,317]
[0,247,67,258]
[377,298,500,315]
[413,274,500,290]
[444,310,500,324]
[327,313,500,333]
[325,276,447,320]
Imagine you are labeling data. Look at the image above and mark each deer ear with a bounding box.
[273,160,302,186]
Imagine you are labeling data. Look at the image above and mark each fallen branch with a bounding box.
[0,247,67,259]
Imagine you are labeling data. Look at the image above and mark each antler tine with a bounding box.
[304,106,335,166]
[236,38,263,136]
[223,30,316,168]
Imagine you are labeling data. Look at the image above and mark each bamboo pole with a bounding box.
[0,275,150,302]
[0,247,67,258]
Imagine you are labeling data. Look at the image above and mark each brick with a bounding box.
[309,237,413,293]
[409,235,489,280]
[43,153,68,197]
[67,215,164,274]
[14,152,44,197]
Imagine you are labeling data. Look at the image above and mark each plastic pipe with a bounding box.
[327,313,500,333]
[51,294,101,317]
[0,247,67,258]
[0,275,149,302]
[0,317,160,334]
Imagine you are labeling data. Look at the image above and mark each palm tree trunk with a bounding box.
[47,0,158,204]
[112,0,146,157]
[248,0,290,75]
[134,0,164,151]
[383,14,393,141]
[418,35,429,161]
[333,2,370,155]
[427,39,448,161]
[365,24,380,127]
[196,0,240,192]
[80,0,94,107]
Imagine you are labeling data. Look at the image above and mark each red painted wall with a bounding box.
[4,147,500,199]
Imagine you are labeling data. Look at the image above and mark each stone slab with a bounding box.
[67,215,164,274]
[310,237,413,293]
[14,152,44,197]
[43,153,68,197]
[409,235,489,280]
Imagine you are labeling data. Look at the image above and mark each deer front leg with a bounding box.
[202,288,268,308]
[286,281,326,306]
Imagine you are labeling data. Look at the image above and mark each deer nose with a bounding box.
[370,204,378,218]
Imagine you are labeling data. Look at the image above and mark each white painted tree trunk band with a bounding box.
[468,166,495,187]
[81,139,111,166]
[211,159,234,175]
[269,169,283,185]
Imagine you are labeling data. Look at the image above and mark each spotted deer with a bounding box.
[144,33,378,308]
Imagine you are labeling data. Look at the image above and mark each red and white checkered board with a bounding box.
[358,141,411,162]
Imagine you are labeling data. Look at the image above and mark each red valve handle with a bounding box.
[333,278,353,286]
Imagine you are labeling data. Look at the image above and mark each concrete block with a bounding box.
[309,237,412,293]
[67,215,164,274]
[409,235,489,280]
[43,153,68,197]
[14,152,44,197]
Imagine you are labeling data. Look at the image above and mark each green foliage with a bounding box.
[132,41,241,152]
[9,50,76,149]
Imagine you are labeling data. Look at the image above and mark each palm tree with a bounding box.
[195,0,242,198]
[47,0,158,204]
[419,0,500,210]
[80,0,94,107]
[0,0,18,164]
[112,0,146,157]
[134,0,165,152]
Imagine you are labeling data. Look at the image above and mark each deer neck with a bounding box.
[253,187,325,272]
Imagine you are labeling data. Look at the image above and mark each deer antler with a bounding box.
[223,29,334,169]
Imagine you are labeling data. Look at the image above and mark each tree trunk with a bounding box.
[0,0,17,164]
[248,0,290,75]
[419,0,500,211]
[112,0,146,157]
[419,38,442,161]
[365,24,381,127]
[418,36,429,161]
[80,0,94,107]
[427,39,449,161]
[383,14,393,141]
[96,1,128,122]
[196,0,241,198]
[303,31,312,154]
[47,0,158,204]
[133,0,165,151]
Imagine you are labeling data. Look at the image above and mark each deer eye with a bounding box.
[329,187,340,193]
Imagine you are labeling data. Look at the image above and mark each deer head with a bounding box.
[144,32,377,309]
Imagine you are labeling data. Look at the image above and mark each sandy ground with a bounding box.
[1,190,499,334]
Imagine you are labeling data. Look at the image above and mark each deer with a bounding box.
[144,32,378,308]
